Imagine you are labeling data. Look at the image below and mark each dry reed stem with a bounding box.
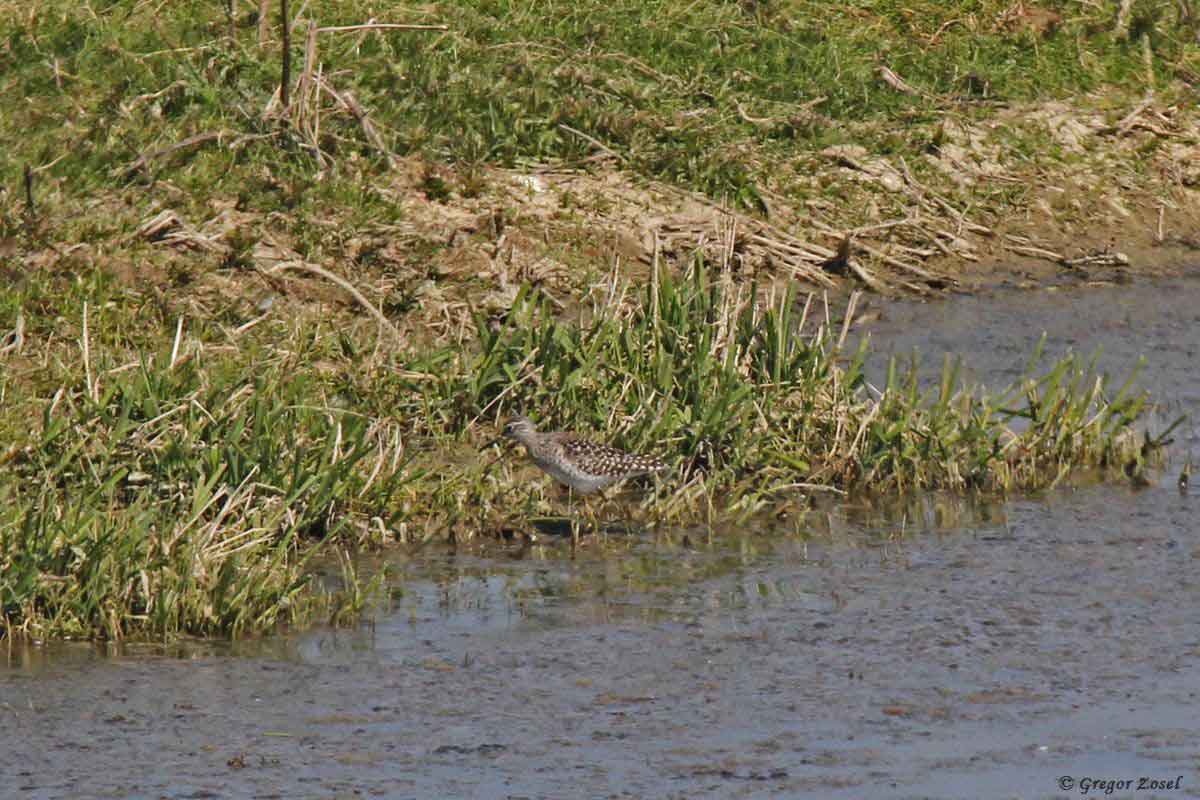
[1002,234,1065,262]
[266,260,401,341]
[837,290,861,350]
[316,23,448,34]
[277,0,292,108]
[81,301,97,403]
[283,20,447,160]
[558,123,625,162]
[1115,0,1136,39]
[295,19,318,123]
[879,65,922,96]
[848,255,886,292]
[124,131,227,177]
[808,219,940,282]
[317,79,393,166]
[657,183,837,287]
[0,309,24,356]
[169,317,184,369]
[257,0,271,44]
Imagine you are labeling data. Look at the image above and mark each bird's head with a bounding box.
[501,415,537,440]
[480,415,538,452]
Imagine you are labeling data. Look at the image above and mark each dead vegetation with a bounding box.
[0,0,1197,639]
[4,2,1199,347]
[50,84,1199,353]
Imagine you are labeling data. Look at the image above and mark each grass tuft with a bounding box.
[0,0,1189,641]
[1,319,411,640]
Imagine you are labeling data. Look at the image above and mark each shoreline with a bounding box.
[2,0,1198,639]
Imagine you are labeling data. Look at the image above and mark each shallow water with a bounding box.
[5,276,1200,800]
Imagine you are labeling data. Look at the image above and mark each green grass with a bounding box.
[428,258,1167,510]
[0,1,1192,641]
[2,0,1196,217]
[0,255,1176,640]
[0,270,413,640]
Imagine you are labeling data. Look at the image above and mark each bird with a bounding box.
[490,415,668,495]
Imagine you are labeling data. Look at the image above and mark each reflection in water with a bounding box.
[356,489,1012,639]
[3,274,1200,799]
[5,473,1196,799]
[1,490,1010,674]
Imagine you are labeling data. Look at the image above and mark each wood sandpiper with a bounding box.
[491,415,668,495]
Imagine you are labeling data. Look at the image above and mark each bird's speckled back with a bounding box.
[499,415,667,494]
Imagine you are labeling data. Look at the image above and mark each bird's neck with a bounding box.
[512,430,540,450]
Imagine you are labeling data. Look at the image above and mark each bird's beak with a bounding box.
[479,436,505,452]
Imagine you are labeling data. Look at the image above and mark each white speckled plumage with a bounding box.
[501,416,667,494]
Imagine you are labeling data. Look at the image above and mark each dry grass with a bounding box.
[0,0,1193,641]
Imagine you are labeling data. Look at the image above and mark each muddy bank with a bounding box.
[3,274,1200,800]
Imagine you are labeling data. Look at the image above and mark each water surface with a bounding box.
[4,276,1200,799]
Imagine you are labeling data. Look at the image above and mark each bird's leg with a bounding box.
[595,489,613,543]
[568,487,581,546]
[589,490,609,538]
[582,492,599,538]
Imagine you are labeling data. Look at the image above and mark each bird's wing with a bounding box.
[559,436,666,474]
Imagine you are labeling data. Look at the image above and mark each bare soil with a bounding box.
[7,96,1198,348]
